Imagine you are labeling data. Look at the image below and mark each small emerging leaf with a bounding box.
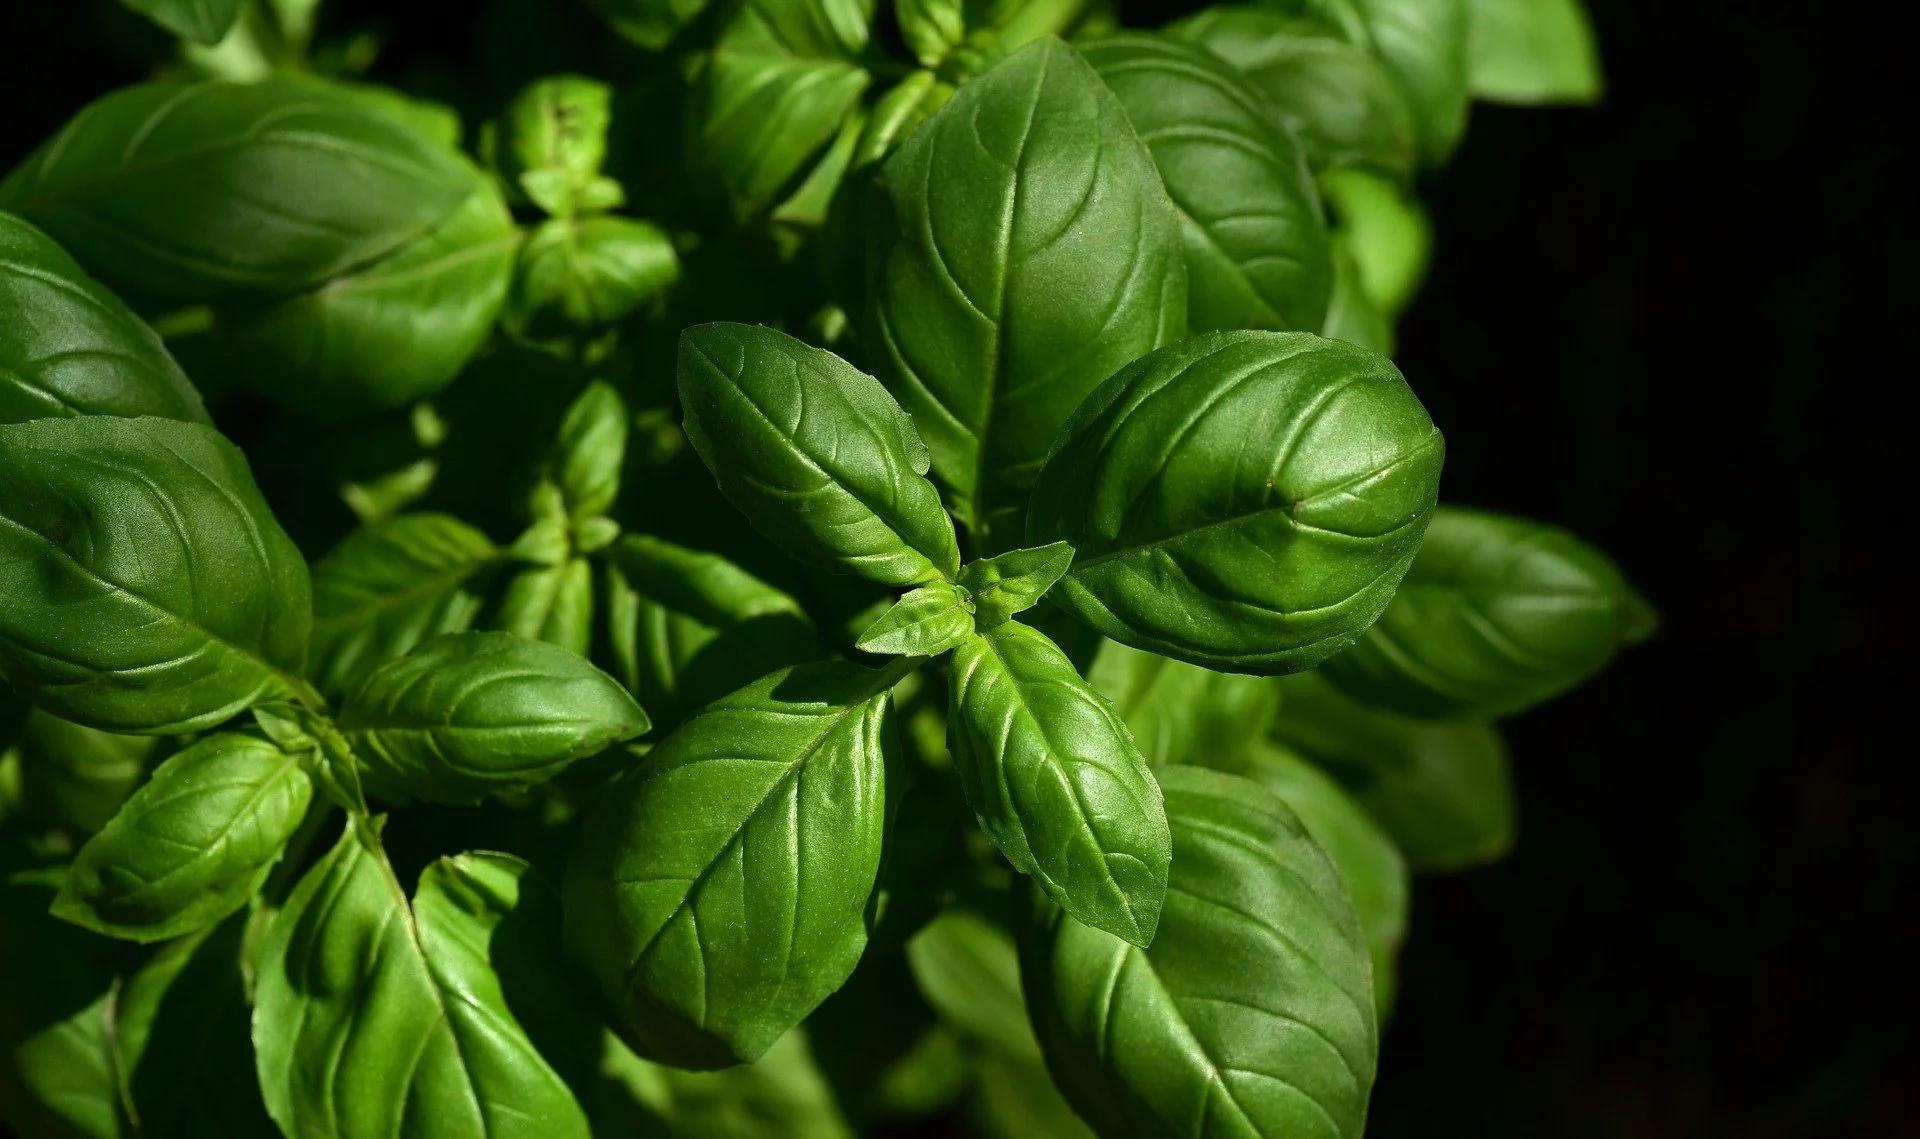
[958,542,1073,630]
[857,581,975,656]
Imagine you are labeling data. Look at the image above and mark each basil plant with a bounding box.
[2,1,1636,1137]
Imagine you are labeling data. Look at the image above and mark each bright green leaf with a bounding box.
[857,580,975,656]
[1466,0,1603,105]
[958,541,1074,630]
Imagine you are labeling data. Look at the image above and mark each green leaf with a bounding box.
[282,75,465,152]
[1086,639,1275,767]
[589,0,711,49]
[565,659,899,1068]
[969,1052,1095,1139]
[0,416,314,733]
[603,535,822,732]
[14,710,162,836]
[253,827,591,1138]
[906,909,1040,1060]
[1320,167,1430,317]
[867,38,1187,548]
[1027,330,1444,674]
[693,4,873,221]
[1019,764,1378,1139]
[309,513,501,702]
[119,0,243,45]
[496,75,618,216]
[1080,34,1334,335]
[497,557,595,656]
[958,541,1074,629]
[53,733,311,943]
[1319,505,1654,718]
[0,80,474,303]
[553,381,631,522]
[215,177,518,417]
[949,621,1170,946]
[1232,740,1409,1015]
[510,215,679,333]
[339,631,648,805]
[0,211,208,425]
[601,1028,856,1137]
[1321,241,1394,354]
[897,0,966,66]
[1466,0,1603,105]
[857,580,975,656]
[1346,0,1472,163]
[967,0,1094,47]
[677,322,962,586]
[1270,672,1514,871]
[1172,8,1417,177]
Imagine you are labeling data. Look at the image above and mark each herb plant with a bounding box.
[1,1,1640,1136]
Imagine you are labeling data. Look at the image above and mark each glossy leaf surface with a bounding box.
[0,416,312,733]
[1020,764,1378,1138]
[339,631,647,804]
[1028,330,1443,674]
[958,541,1074,630]
[867,38,1187,546]
[856,580,975,656]
[949,621,1170,945]
[566,660,896,1068]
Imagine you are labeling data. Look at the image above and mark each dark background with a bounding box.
[0,1,1906,1136]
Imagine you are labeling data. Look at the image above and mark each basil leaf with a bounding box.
[1350,0,1472,163]
[0,80,474,303]
[694,4,872,221]
[496,75,618,216]
[54,733,311,943]
[0,416,314,733]
[906,909,1040,1060]
[1172,9,1417,177]
[216,178,518,417]
[1019,764,1378,1139]
[1234,740,1409,1015]
[856,580,975,656]
[1320,506,1655,719]
[119,0,243,45]
[339,631,648,805]
[603,535,821,732]
[1086,639,1275,767]
[565,659,898,1068]
[553,381,630,522]
[678,322,961,586]
[897,0,965,66]
[1321,168,1430,317]
[958,541,1074,629]
[970,1051,1095,1139]
[1028,331,1444,674]
[601,1027,856,1137]
[510,215,679,334]
[949,621,1170,946]
[1466,0,1603,105]
[1270,672,1514,871]
[867,38,1187,548]
[0,212,208,425]
[1081,34,1334,335]
[969,0,1095,47]
[497,557,595,656]
[309,513,500,702]
[254,827,591,1137]
[15,710,162,836]
[1321,241,1394,354]
[590,0,712,50]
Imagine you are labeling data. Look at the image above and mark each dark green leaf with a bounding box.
[601,1027,857,1137]
[857,580,975,656]
[949,621,1170,945]
[339,631,648,805]
[553,381,631,522]
[309,513,500,702]
[216,178,518,417]
[867,38,1187,548]
[118,0,243,45]
[591,0,712,49]
[0,211,208,425]
[565,659,898,1068]
[1172,9,1417,177]
[906,908,1040,1060]
[0,416,314,733]
[1347,0,1472,162]
[14,711,162,836]
[1232,740,1408,1014]
[497,557,595,655]
[1020,764,1378,1139]
[678,322,961,586]
[1320,505,1655,718]
[1270,672,1514,871]
[253,827,591,1137]
[897,0,966,66]
[1080,34,1334,334]
[958,542,1074,632]
[1466,0,1603,105]
[603,535,821,732]
[1086,639,1275,767]
[0,80,474,303]
[510,215,679,333]
[53,733,311,943]
[1027,330,1444,674]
